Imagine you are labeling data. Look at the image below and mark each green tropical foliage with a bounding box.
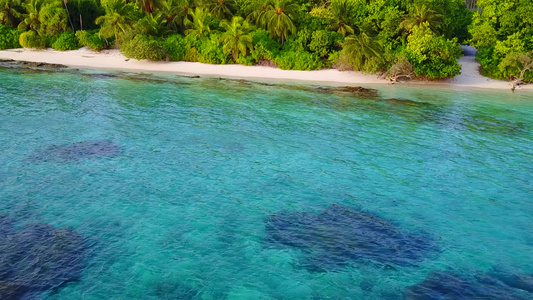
[76,29,107,50]
[184,7,213,41]
[255,0,298,43]
[499,51,533,82]
[121,34,166,59]
[17,0,47,32]
[0,0,23,27]
[406,24,462,78]
[164,0,192,31]
[328,0,355,36]
[51,31,80,50]
[469,0,533,82]
[19,29,45,48]
[400,3,442,33]
[1,0,525,81]
[95,0,135,41]
[219,16,251,60]
[203,0,233,19]
[340,32,384,73]
[0,23,21,48]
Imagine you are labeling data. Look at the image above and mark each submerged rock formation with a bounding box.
[264,204,438,271]
[0,216,88,299]
[404,270,533,300]
[0,60,68,72]
[31,140,122,162]
[314,86,380,100]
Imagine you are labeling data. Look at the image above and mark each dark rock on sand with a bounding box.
[315,86,379,100]
[404,271,533,300]
[16,61,68,68]
[0,218,88,299]
[387,98,430,106]
[265,204,438,271]
[0,60,68,72]
[31,140,122,162]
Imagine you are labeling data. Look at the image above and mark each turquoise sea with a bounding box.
[0,67,532,299]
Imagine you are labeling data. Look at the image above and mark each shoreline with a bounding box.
[0,47,531,92]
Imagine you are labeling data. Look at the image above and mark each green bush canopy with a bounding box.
[1,0,528,81]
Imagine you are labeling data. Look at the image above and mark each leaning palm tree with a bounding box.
[95,0,135,40]
[135,0,166,14]
[200,0,233,20]
[219,16,252,60]
[329,0,355,36]
[256,0,298,43]
[0,0,24,27]
[184,7,213,41]
[400,3,443,33]
[341,32,383,71]
[164,0,192,31]
[135,12,167,36]
[244,0,268,24]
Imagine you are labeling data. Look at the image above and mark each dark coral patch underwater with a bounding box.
[404,270,533,300]
[0,216,88,299]
[30,140,122,162]
[264,204,439,271]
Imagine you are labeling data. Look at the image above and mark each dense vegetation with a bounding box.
[469,0,533,83]
[0,0,531,81]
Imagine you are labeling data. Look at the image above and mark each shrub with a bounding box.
[236,54,255,66]
[406,25,462,79]
[282,29,311,53]
[76,30,107,51]
[274,50,323,70]
[19,31,46,49]
[0,25,22,50]
[475,47,504,80]
[52,32,81,50]
[45,34,59,47]
[499,51,533,82]
[309,30,342,58]
[197,33,229,64]
[248,29,280,64]
[121,35,166,61]
[326,51,341,68]
[184,47,198,62]
[164,34,188,61]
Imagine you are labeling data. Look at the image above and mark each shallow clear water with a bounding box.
[0,68,532,299]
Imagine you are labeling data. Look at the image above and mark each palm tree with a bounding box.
[400,3,443,33]
[0,0,24,27]
[256,0,298,43]
[201,0,233,20]
[164,0,192,31]
[219,16,252,60]
[18,0,48,32]
[341,32,383,71]
[95,0,135,40]
[184,7,213,41]
[39,0,68,35]
[329,0,355,36]
[244,0,268,23]
[135,12,167,36]
[135,0,166,14]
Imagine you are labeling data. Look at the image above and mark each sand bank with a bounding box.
[0,46,531,91]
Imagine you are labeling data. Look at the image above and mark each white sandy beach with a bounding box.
[0,46,531,91]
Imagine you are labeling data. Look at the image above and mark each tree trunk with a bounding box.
[63,0,75,32]
[146,2,151,14]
